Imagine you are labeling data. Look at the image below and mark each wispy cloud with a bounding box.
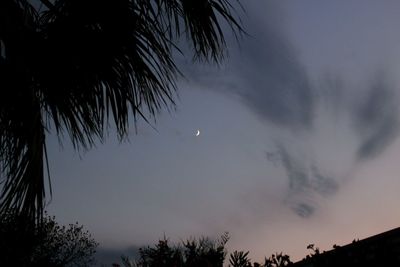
[180,1,400,219]
[272,144,338,218]
[231,10,314,131]
[352,74,399,161]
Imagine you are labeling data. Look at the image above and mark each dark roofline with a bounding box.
[334,227,400,250]
[292,226,400,265]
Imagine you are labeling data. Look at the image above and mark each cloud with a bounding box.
[273,145,338,218]
[95,246,140,267]
[310,166,338,196]
[179,1,315,131]
[293,202,315,218]
[357,120,399,161]
[352,75,399,161]
[179,1,400,219]
[230,11,314,131]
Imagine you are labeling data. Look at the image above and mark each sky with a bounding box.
[46,0,400,265]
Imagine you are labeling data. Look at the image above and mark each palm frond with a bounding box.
[0,0,243,221]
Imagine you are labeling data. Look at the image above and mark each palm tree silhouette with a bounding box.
[0,0,242,220]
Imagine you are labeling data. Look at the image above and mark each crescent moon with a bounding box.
[196,130,200,136]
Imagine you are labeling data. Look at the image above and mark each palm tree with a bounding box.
[0,0,243,220]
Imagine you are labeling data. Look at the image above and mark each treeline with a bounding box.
[2,213,338,267]
[117,233,292,267]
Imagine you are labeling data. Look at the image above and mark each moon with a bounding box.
[195,130,200,137]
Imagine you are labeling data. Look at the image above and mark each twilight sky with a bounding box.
[47,0,400,264]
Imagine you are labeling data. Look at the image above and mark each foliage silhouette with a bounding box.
[119,234,296,267]
[118,228,400,267]
[0,212,98,266]
[229,250,252,267]
[263,252,292,267]
[122,233,229,267]
[0,0,243,220]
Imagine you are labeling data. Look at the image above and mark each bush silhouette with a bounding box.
[0,212,97,266]
[122,233,229,267]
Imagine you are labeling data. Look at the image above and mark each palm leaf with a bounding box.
[0,0,243,221]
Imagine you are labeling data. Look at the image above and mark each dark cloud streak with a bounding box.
[353,75,399,161]
[232,14,314,130]
[274,145,338,218]
[180,2,400,218]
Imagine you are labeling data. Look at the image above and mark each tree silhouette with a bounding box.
[120,238,295,267]
[0,0,243,220]
[0,212,97,266]
[122,233,229,267]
